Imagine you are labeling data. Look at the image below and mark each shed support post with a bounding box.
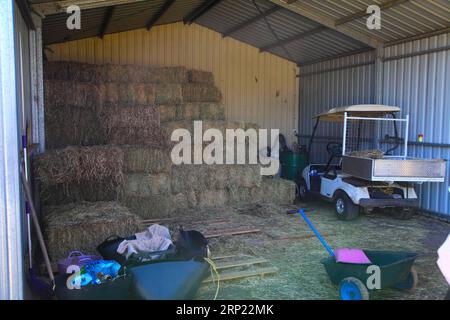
[373,46,385,148]
[0,1,24,300]
[30,13,45,153]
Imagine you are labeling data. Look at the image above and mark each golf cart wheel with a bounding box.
[334,191,359,221]
[394,267,418,291]
[295,178,308,201]
[392,207,416,220]
[339,277,369,300]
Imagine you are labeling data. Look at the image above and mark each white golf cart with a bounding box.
[296,105,446,220]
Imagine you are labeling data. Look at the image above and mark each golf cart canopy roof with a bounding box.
[314,104,401,121]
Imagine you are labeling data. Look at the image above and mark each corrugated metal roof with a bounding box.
[196,0,368,63]
[276,0,450,45]
[41,0,203,44]
[38,0,450,64]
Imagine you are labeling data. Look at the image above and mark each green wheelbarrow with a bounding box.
[321,250,418,300]
[290,209,419,300]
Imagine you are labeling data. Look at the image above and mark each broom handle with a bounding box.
[297,209,335,257]
[20,170,55,287]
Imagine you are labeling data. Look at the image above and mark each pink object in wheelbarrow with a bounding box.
[334,248,372,264]
[57,251,101,275]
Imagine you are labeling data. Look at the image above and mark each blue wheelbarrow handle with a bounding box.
[296,209,335,258]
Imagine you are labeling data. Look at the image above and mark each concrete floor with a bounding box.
[170,200,450,300]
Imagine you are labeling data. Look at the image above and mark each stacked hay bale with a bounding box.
[44,201,140,261]
[39,62,296,258]
[34,146,124,205]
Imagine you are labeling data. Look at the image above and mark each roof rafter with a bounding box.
[98,6,115,38]
[146,0,176,31]
[269,0,382,48]
[222,6,281,38]
[183,0,222,25]
[31,0,148,16]
[260,26,326,52]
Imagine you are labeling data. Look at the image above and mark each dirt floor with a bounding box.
[162,199,450,300]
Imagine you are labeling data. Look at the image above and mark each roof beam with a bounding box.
[335,0,410,26]
[31,0,147,16]
[385,26,450,47]
[260,26,326,52]
[146,0,176,31]
[16,0,36,30]
[222,6,281,38]
[98,6,116,38]
[183,0,222,25]
[299,47,375,66]
[269,0,382,48]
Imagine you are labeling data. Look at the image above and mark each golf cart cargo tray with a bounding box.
[342,156,446,182]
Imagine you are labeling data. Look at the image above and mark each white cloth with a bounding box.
[117,224,173,259]
[437,233,450,285]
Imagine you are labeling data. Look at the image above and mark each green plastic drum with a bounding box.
[280,152,308,181]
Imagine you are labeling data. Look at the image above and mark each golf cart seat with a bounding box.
[324,142,342,178]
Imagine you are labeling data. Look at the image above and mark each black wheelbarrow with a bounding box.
[321,250,418,300]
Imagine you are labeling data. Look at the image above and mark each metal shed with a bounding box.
[0,0,449,299]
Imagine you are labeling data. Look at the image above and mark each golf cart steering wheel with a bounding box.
[324,142,343,176]
[326,142,343,157]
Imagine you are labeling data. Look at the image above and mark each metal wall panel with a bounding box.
[382,33,450,215]
[298,32,450,216]
[46,22,300,144]
[298,50,375,162]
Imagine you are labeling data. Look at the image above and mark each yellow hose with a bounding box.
[204,257,220,300]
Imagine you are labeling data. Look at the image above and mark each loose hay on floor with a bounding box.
[44,201,141,261]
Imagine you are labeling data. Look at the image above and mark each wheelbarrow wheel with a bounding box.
[334,191,359,221]
[339,277,369,300]
[394,267,418,291]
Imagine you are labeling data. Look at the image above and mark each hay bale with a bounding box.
[44,201,140,261]
[158,105,180,122]
[45,106,104,149]
[107,127,166,147]
[101,106,160,129]
[171,164,261,194]
[196,189,228,208]
[188,70,214,84]
[117,84,156,106]
[182,84,222,102]
[227,177,295,205]
[44,61,70,81]
[34,146,123,186]
[173,103,224,121]
[122,173,171,197]
[98,83,119,107]
[257,177,296,204]
[122,193,189,219]
[44,61,102,83]
[121,145,172,173]
[100,64,130,83]
[155,84,183,105]
[146,66,188,84]
[40,179,120,206]
[199,103,225,120]
[44,80,102,109]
